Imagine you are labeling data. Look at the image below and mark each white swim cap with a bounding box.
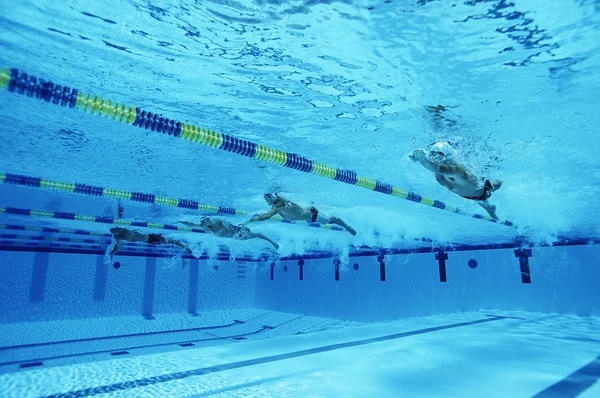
[430,141,454,155]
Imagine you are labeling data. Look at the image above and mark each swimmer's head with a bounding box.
[199,216,210,227]
[429,141,456,163]
[264,193,276,205]
[265,193,284,206]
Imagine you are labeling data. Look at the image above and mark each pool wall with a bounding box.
[0,252,256,324]
[1,244,599,326]
[255,245,600,321]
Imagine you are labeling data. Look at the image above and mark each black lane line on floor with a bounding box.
[42,316,508,398]
[533,354,600,398]
[266,316,304,329]
[0,319,248,352]
[19,361,43,369]
[1,327,270,368]
[243,312,272,322]
[483,314,527,320]
[194,373,300,397]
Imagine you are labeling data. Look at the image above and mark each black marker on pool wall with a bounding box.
[378,253,386,281]
[334,258,340,281]
[298,258,304,280]
[514,249,532,284]
[468,258,478,269]
[436,249,448,282]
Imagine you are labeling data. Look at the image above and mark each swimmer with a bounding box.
[410,142,503,220]
[108,227,192,261]
[249,193,357,236]
[179,217,279,249]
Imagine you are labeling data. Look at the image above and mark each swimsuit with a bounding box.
[233,226,252,240]
[463,180,494,201]
[147,234,166,244]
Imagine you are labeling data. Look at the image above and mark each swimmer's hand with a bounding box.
[410,149,427,162]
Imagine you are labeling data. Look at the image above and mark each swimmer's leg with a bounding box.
[242,232,279,250]
[329,216,357,236]
[477,201,499,220]
[257,233,279,250]
[166,238,193,254]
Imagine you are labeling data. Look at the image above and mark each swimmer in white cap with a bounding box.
[410,142,503,220]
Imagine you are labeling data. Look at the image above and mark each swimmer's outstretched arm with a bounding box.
[178,220,202,227]
[410,149,468,177]
[250,207,279,222]
[108,239,121,261]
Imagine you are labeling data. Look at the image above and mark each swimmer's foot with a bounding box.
[477,201,499,221]
[486,205,499,220]
[331,217,357,236]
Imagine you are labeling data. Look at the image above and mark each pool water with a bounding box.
[0,0,599,397]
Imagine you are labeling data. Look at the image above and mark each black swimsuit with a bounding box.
[233,225,252,239]
[147,234,166,244]
[464,180,494,201]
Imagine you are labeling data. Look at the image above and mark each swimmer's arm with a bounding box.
[110,239,121,256]
[178,221,202,227]
[418,158,469,177]
[250,207,279,222]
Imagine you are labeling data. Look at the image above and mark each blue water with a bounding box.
[1,0,599,252]
[1,1,600,397]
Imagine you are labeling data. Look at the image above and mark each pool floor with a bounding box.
[1,310,599,397]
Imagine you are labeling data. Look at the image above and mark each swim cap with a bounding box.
[430,141,455,155]
[428,141,457,164]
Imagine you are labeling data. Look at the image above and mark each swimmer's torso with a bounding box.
[435,173,484,198]
[274,198,312,221]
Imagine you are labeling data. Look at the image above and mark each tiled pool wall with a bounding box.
[0,252,256,324]
[1,244,599,326]
[256,245,600,321]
